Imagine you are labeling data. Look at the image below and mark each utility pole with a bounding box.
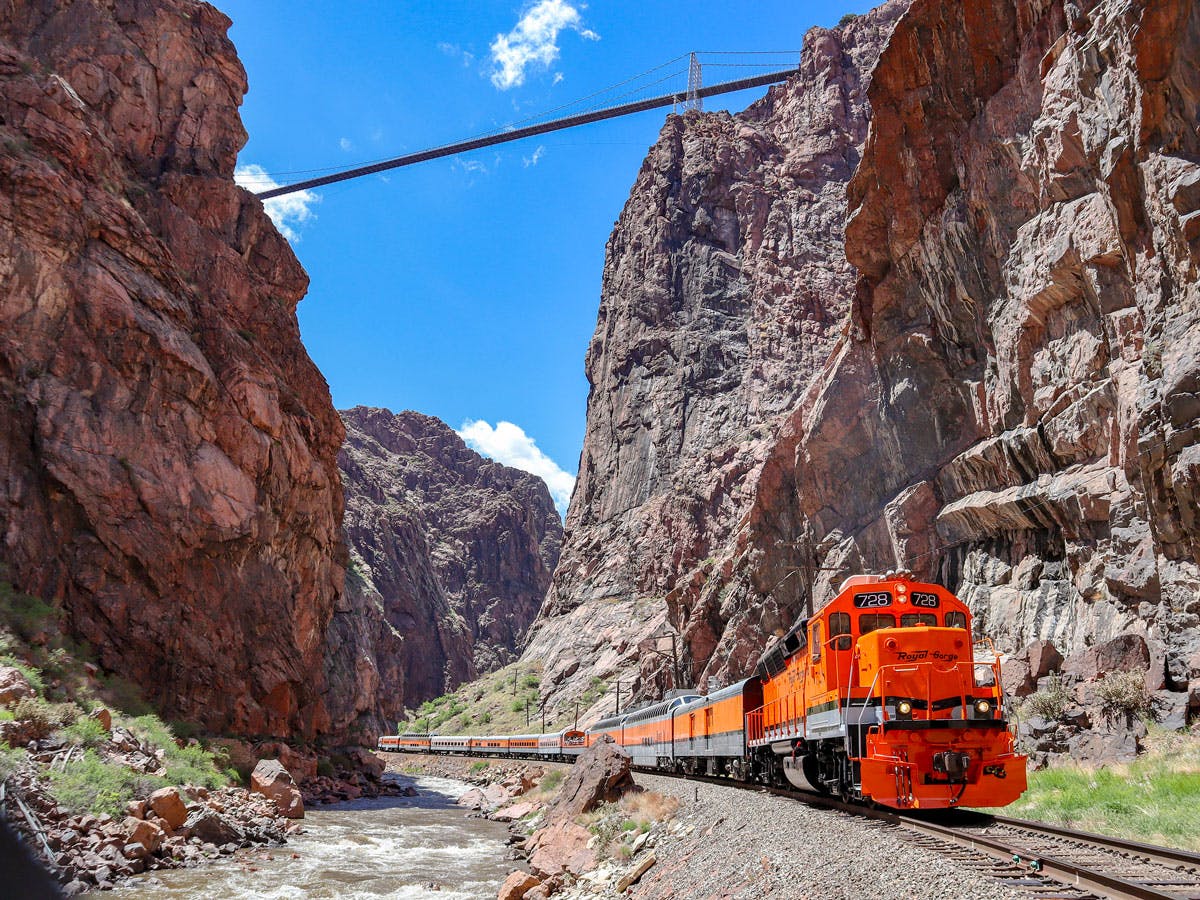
[574,699,579,730]
[642,626,683,689]
[610,679,635,715]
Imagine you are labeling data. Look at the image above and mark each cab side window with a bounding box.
[810,620,823,661]
[859,613,896,634]
[946,611,968,630]
[830,612,852,650]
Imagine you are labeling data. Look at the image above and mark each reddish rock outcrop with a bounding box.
[250,759,304,819]
[527,0,1200,733]
[334,407,562,718]
[0,2,348,738]
[522,3,909,711]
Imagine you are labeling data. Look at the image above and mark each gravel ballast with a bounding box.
[619,774,1024,900]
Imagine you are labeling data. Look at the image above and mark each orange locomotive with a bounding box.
[746,573,1025,808]
[378,574,1026,810]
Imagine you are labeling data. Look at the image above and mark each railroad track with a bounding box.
[626,766,1200,900]
[394,753,1200,900]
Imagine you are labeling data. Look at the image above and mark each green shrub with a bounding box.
[48,750,166,817]
[838,13,859,26]
[522,674,540,689]
[539,769,564,792]
[11,696,78,740]
[60,715,110,748]
[163,742,228,790]
[478,711,492,725]
[316,757,336,778]
[125,714,176,752]
[1022,675,1069,720]
[469,761,488,774]
[1095,671,1152,718]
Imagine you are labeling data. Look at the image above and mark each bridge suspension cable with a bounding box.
[255,56,798,201]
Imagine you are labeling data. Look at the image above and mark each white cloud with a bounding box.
[489,0,599,90]
[458,419,575,516]
[234,164,319,243]
[523,145,546,167]
[552,72,564,85]
[339,137,353,152]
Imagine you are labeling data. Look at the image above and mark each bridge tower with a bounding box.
[686,52,703,112]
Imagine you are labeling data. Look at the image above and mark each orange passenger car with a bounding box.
[746,573,1026,808]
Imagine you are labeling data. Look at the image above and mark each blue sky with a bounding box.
[221,0,875,514]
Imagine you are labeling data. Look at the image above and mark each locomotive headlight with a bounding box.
[896,700,914,720]
[974,699,991,716]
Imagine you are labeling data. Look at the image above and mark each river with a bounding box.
[110,776,515,899]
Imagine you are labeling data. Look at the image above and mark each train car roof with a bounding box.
[589,713,627,730]
[674,679,751,714]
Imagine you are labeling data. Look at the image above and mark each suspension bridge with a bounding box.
[253,51,800,200]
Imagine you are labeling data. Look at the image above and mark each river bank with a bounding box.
[109,774,514,898]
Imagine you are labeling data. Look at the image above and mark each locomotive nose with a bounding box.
[932,751,972,779]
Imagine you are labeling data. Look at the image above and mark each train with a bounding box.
[379,573,1027,809]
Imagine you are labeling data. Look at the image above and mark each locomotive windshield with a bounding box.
[901,613,938,627]
[860,613,895,634]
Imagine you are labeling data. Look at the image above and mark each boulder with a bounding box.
[493,800,539,822]
[1001,650,1035,698]
[122,817,164,854]
[180,807,244,846]
[0,666,35,705]
[147,788,188,830]
[542,736,634,823]
[251,759,304,819]
[526,821,595,878]
[254,742,318,781]
[497,870,541,900]
[1152,691,1190,731]
[1027,640,1064,679]
[1063,634,1151,682]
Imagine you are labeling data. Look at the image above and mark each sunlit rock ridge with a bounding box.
[525,0,1200,718]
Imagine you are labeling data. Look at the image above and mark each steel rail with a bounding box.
[254,69,796,199]
[988,814,1200,872]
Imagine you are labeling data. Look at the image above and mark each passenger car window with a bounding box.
[810,621,823,661]
[945,611,968,630]
[859,613,896,634]
[901,613,938,627]
[830,612,852,650]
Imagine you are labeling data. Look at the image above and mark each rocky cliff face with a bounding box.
[522,3,909,712]
[336,408,562,721]
[0,2,348,738]
[529,0,1200,721]
[826,0,1200,694]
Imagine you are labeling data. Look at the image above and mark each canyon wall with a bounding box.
[522,3,909,713]
[0,1,350,738]
[335,408,562,728]
[530,0,1200,719]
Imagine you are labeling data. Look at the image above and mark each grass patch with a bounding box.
[539,769,564,792]
[469,760,489,774]
[47,750,166,817]
[1006,727,1200,850]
